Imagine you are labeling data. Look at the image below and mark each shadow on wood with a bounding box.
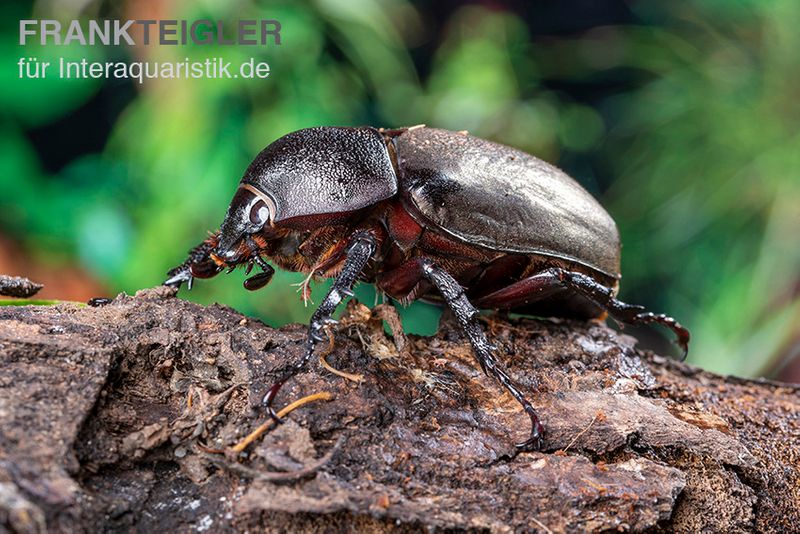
[0,287,797,532]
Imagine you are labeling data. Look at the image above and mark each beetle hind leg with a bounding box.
[542,268,690,359]
[474,267,689,358]
[420,260,545,451]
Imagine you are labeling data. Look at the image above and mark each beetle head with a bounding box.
[214,184,276,264]
[213,126,398,264]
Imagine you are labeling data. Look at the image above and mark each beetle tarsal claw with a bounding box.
[310,332,325,343]
[164,268,193,288]
[163,273,185,287]
[266,406,284,425]
[516,430,545,452]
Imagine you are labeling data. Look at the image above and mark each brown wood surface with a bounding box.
[0,287,797,533]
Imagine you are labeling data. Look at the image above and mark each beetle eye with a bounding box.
[249,199,269,226]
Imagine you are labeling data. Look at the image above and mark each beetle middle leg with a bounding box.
[416,260,546,451]
[262,231,377,422]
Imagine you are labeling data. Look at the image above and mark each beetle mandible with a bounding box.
[164,125,690,451]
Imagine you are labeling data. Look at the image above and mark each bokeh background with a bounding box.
[1,0,798,380]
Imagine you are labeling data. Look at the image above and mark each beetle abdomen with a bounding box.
[393,128,621,278]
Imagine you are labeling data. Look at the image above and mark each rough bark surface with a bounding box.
[0,287,797,533]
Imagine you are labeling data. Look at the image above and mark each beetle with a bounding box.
[164,125,689,451]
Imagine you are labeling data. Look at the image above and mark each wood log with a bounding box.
[0,287,797,532]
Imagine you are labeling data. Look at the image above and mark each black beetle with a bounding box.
[165,125,689,450]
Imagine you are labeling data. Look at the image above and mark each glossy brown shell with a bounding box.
[393,127,621,278]
[242,126,397,222]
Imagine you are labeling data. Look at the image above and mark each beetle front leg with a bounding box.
[420,260,545,452]
[164,235,222,290]
[262,231,377,421]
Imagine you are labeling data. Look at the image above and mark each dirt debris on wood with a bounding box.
[0,275,43,299]
[0,286,797,533]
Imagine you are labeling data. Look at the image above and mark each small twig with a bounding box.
[230,391,334,453]
[530,517,554,534]
[319,327,364,383]
[562,412,602,453]
[0,275,43,298]
[371,303,408,353]
[204,436,344,483]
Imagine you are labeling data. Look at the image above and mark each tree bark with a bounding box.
[0,287,797,533]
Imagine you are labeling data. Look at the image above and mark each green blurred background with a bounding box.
[1,0,798,380]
